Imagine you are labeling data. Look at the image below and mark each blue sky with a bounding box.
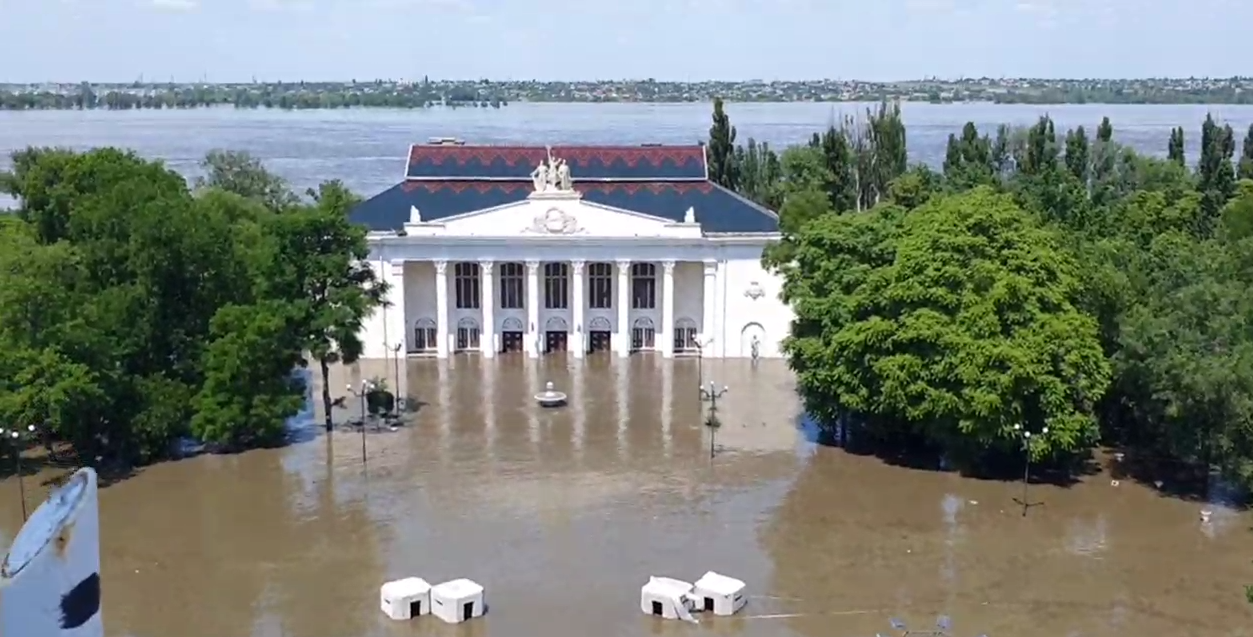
[0,0,1247,82]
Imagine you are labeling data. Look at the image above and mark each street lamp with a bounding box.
[346,380,374,464]
[693,333,705,399]
[698,380,728,459]
[391,342,404,411]
[1013,423,1049,516]
[0,424,36,521]
[886,615,985,637]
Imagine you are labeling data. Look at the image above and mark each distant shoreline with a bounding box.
[4,78,1253,110]
[7,98,1253,112]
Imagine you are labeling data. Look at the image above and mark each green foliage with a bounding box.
[784,189,1109,461]
[0,147,382,467]
[706,97,738,190]
[728,103,1253,504]
[192,302,306,447]
[196,149,300,212]
[1168,126,1186,166]
[1239,124,1253,182]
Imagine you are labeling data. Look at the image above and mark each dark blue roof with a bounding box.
[350,181,778,234]
[406,145,707,181]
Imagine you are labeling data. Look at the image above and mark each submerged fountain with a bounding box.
[534,381,567,408]
[1,467,103,637]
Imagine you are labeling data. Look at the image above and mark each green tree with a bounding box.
[942,122,994,191]
[707,97,738,190]
[1238,123,1253,181]
[1115,233,1253,487]
[781,188,1110,462]
[1197,114,1238,235]
[196,149,299,211]
[1168,126,1186,166]
[258,180,386,431]
[0,146,327,467]
[191,301,306,447]
[1221,180,1253,241]
[1064,125,1090,183]
[1096,116,1113,143]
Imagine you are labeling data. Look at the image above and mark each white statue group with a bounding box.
[531,149,573,192]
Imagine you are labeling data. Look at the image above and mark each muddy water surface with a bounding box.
[1,358,1250,637]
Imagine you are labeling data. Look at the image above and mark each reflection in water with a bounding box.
[0,360,1248,637]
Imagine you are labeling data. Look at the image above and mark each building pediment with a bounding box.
[403,191,703,239]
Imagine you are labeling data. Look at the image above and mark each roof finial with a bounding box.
[409,205,422,223]
[684,206,696,224]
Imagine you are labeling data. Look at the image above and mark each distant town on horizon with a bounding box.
[4,76,1253,109]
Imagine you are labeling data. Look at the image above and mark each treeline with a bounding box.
[991,86,1253,106]
[707,97,1253,494]
[0,82,508,111]
[0,149,384,467]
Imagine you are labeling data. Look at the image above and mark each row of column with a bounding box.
[409,258,718,359]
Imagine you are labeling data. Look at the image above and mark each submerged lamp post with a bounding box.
[698,380,728,459]
[346,380,374,464]
[0,425,36,521]
[693,334,713,402]
[887,615,985,637]
[1013,423,1049,516]
[391,342,403,411]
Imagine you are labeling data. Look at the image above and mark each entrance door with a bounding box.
[588,331,611,353]
[546,331,568,353]
[501,331,523,353]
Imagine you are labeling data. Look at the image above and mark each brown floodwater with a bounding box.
[1,358,1250,637]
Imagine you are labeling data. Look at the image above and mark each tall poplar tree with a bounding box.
[1064,125,1090,183]
[707,97,738,190]
[1168,126,1186,166]
[1238,123,1253,181]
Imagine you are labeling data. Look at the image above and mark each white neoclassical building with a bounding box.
[349,141,793,360]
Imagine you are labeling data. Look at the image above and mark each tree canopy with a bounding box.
[722,101,1253,500]
[0,147,382,465]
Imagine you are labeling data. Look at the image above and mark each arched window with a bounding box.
[413,318,437,352]
[674,317,699,353]
[499,262,524,309]
[631,316,655,351]
[544,262,569,309]
[631,262,656,309]
[456,317,480,351]
[588,262,613,309]
[502,316,524,332]
[454,262,480,309]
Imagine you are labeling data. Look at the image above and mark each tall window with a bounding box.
[545,262,569,309]
[631,262,656,309]
[588,262,613,309]
[674,318,699,353]
[456,317,480,351]
[632,317,655,350]
[454,262,480,309]
[413,318,437,352]
[499,262,524,309]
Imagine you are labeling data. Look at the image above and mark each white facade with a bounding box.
[358,189,792,360]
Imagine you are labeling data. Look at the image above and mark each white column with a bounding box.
[434,260,449,359]
[571,260,585,359]
[480,260,495,358]
[526,259,540,358]
[660,260,675,358]
[387,260,407,355]
[702,259,717,355]
[616,259,631,357]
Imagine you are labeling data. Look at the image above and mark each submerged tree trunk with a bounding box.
[320,357,333,431]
